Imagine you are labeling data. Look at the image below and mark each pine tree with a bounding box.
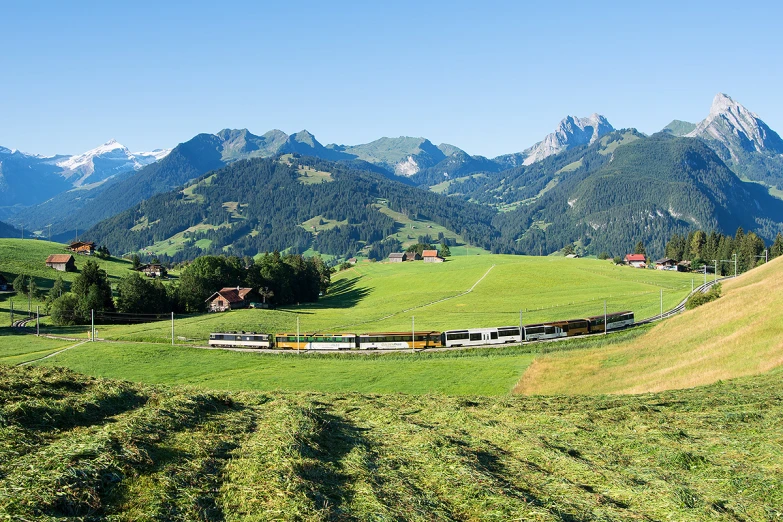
[771,233,783,259]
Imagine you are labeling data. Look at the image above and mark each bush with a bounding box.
[685,283,722,310]
[598,252,610,260]
[49,294,80,326]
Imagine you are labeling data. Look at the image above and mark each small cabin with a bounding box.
[654,258,677,270]
[68,241,95,255]
[624,254,647,268]
[388,252,405,263]
[422,250,444,263]
[46,254,76,272]
[206,287,254,312]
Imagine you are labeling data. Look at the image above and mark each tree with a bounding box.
[49,294,80,326]
[177,255,244,312]
[633,241,646,256]
[771,233,783,259]
[28,279,41,301]
[562,244,575,256]
[689,231,706,259]
[131,254,141,270]
[72,260,114,321]
[115,272,170,314]
[12,274,28,295]
[597,252,609,260]
[439,241,451,258]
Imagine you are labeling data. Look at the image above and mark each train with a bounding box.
[208,311,634,350]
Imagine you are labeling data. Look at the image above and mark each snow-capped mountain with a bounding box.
[56,139,171,186]
[686,93,783,187]
[494,114,614,169]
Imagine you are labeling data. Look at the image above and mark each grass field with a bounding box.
[54,254,696,344]
[518,255,783,395]
[0,331,76,365]
[1,363,780,520]
[29,341,535,395]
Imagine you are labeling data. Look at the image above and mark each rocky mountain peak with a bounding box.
[521,114,614,166]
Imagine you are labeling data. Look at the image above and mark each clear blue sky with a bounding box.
[2,1,781,158]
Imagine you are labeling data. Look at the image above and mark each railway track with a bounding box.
[637,276,727,325]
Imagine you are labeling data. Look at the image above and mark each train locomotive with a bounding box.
[208,311,634,350]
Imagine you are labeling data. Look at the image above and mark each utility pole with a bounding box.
[603,300,607,335]
[91,309,95,342]
[703,265,707,286]
[9,299,13,325]
[660,289,663,319]
[411,316,415,353]
[296,316,300,354]
[712,260,718,282]
[519,310,523,344]
[171,312,174,346]
[36,306,39,336]
[733,253,737,278]
[691,278,694,293]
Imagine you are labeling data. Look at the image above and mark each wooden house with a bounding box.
[68,241,95,255]
[422,250,444,263]
[136,263,165,278]
[654,258,677,270]
[46,254,76,272]
[624,254,647,268]
[388,253,405,263]
[205,287,254,312]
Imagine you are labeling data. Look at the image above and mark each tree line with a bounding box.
[664,228,783,275]
[47,253,331,325]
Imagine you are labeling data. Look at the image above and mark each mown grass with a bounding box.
[518,255,783,395]
[1,364,781,520]
[0,331,75,365]
[59,254,694,344]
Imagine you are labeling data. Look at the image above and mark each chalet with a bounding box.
[136,263,165,278]
[406,252,420,261]
[422,249,444,263]
[624,254,647,268]
[68,241,95,255]
[388,253,405,263]
[206,287,254,312]
[654,258,677,270]
[0,274,8,291]
[46,254,76,272]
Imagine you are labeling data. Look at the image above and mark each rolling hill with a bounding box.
[517,254,783,395]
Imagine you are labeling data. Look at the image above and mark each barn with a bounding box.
[46,254,76,272]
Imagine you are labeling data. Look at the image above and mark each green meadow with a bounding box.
[68,254,695,344]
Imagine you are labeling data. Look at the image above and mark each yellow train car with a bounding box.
[358,331,442,350]
[274,333,357,350]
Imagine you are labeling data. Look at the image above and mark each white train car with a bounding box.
[522,324,565,341]
[442,326,522,348]
[209,332,271,348]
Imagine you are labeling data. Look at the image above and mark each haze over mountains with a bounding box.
[2,93,782,260]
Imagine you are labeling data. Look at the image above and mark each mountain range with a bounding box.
[3,93,782,258]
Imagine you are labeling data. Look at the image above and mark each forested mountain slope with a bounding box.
[491,134,783,257]
[86,155,498,261]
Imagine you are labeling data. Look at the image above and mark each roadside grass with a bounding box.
[517,255,783,395]
[0,331,74,365]
[70,255,694,344]
[1,363,781,520]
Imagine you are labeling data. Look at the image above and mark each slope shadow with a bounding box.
[310,277,373,310]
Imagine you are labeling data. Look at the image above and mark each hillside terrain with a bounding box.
[0,361,780,520]
[518,254,783,394]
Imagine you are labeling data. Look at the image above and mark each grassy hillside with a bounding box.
[1,363,780,520]
[517,255,783,395]
[37,255,695,343]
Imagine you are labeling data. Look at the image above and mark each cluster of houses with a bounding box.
[623,254,684,271]
[388,249,444,264]
[43,241,97,273]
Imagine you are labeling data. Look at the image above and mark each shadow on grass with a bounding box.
[279,277,372,314]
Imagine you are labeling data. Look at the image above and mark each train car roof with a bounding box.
[360,331,441,336]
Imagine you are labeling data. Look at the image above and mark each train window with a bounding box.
[446,332,469,340]
[526,326,543,334]
[490,332,498,339]
[469,333,482,341]
[498,328,519,337]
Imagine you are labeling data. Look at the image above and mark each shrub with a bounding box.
[685,283,722,310]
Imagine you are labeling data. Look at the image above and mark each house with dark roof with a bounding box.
[654,258,677,270]
[135,263,165,278]
[45,254,76,272]
[624,254,647,268]
[388,253,405,263]
[206,287,254,312]
[422,249,444,263]
[68,241,95,255]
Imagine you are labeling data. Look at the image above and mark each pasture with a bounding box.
[79,254,695,344]
[518,255,783,394]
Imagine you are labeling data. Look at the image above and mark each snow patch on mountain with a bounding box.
[55,139,171,186]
